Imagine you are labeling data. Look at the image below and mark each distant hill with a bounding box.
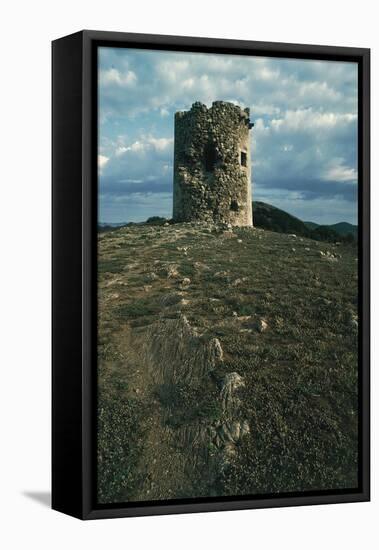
[305,220,357,238]
[304,221,319,230]
[99,221,138,233]
[99,222,128,228]
[254,202,356,243]
[254,202,313,238]
[329,222,357,237]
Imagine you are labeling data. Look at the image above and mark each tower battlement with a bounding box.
[173,101,253,226]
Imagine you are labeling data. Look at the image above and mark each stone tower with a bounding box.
[173,101,253,226]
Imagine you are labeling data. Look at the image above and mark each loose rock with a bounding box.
[257,319,268,333]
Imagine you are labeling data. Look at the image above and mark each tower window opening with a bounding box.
[230,200,239,212]
[240,151,247,167]
[204,143,217,172]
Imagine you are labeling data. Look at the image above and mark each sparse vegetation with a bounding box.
[97,218,358,503]
[97,372,146,503]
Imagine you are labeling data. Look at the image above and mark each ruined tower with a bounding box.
[173,101,253,226]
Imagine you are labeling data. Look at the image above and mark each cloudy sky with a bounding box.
[98,47,358,225]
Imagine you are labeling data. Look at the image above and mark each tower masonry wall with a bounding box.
[173,101,253,226]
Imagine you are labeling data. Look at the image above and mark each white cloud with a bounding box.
[256,66,281,81]
[112,136,173,157]
[322,160,358,182]
[100,68,137,87]
[252,103,281,116]
[99,49,358,123]
[98,154,109,168]
[147,136,173,151]
[100,133,174,198]
[270,109,357,132]
[129,141,145,152]
[281,144,294,152]
[298,80,341,102]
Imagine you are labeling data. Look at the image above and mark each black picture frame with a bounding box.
[52,30,370,520]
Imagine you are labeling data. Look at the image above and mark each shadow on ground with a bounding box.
[23,491,51,507]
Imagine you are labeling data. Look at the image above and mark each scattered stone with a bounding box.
[160,264,179,278]
[146,272,159,282]
[237,315,252,322]
[350,319,358,330]
[232,277,248,286]
[349,312,358,331]
[209,338,223,361]
[223,442,237,458]
[167,265,179,279]
[319,250,338,262]
[180,277,191,287]
[237,239,243,243]
[216,419,250,446]
[220,372,245,412]
[105,277,122,287]
[240,419,250,437]
[256,319,268,333]
[219,421,239,443]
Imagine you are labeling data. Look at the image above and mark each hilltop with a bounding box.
[99,201,357,243]
[97,221,358,503]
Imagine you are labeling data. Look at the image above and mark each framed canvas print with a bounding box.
[52,30,370,519]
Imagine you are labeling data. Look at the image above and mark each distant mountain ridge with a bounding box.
[253,201,356,243]
[254,201,310,237]
[305,221,357,237]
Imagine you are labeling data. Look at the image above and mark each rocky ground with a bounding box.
[97,221,359,504]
